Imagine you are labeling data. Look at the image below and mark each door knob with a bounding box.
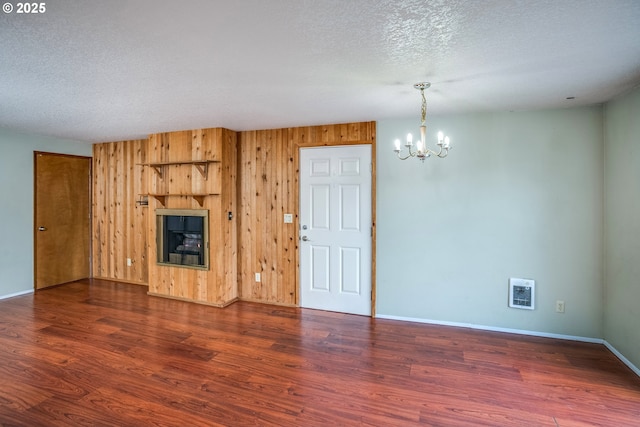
[301,235,310,241]
[38,226,47,231]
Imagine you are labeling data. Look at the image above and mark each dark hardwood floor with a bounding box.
[0,279,639,426]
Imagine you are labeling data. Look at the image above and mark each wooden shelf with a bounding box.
[138,160,220,180]
[145,193,220,207]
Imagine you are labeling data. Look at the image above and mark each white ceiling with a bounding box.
[1,0,639,143]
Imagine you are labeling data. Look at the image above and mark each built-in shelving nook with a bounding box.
[143,128,238,307]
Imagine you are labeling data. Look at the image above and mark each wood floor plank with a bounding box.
[0,279,639,426]
[0,378,52,414]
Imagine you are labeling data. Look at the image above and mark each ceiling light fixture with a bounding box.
[393,82,451,162]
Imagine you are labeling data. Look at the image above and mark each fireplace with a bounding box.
[156,209,209,269]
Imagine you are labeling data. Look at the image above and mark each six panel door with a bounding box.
[299,145,372,316]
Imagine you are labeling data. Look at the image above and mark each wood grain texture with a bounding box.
[92,140,148,285]
[35,152,91,289]
[146,128,237,306]
[237,121,376,306]
[1,279,638,426]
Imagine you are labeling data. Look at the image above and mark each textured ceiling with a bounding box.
[1,0,639,143]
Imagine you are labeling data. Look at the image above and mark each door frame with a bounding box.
[33,151,93,290]
[295,141,376,316]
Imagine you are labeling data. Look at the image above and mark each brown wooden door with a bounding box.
[34,152,91,290]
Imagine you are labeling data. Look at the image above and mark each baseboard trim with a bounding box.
[604,340,640,377]
[375,314,604,343]
[147,292,237,308]
[0,289,34,300]
[376,314,640,378]
[238,297,298,308]
[91,276,148,286]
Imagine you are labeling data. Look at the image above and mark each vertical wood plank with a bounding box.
[275,130,284,304]
[92,139,148,285]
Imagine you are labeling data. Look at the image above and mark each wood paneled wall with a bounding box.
[146,129,222,196]
[92,122,375,309]
[238,122,376,306]
[92,140,148,284]
[146,128,238,307]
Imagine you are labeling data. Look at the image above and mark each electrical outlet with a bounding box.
[556,300,565,313]
[255,273,261,282]
[126,258,132,267]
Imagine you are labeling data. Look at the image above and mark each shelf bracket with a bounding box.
[150,165,163,178]
[151,195,166,206]
[192,195,205,207]
[194,163,208,180]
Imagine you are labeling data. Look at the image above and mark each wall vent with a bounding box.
[509,278,535,310]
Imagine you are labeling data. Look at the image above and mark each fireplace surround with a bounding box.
[156,209,209,270]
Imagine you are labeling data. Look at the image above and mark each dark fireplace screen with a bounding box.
[156,209,209,269]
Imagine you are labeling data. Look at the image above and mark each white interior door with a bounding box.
[300,145,372,316]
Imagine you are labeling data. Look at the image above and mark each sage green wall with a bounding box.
[604,86,640,369]
[376,107,604,339]
[0,128,92,298]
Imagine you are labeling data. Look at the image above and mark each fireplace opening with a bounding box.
[156,209,209,270]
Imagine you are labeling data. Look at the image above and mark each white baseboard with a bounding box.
[375,314,640,377]
[604,340,640,377]
[375,313,603,343]
[0,289,33,300]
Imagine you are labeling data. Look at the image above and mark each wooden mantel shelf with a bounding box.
[138,160,221,180]
[145,193,220,207]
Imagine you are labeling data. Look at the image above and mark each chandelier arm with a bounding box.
[437,147,450,158]
[426,147,440,157]
[428,145,448,158]
[396,144,418,160]
[418,143,451,159]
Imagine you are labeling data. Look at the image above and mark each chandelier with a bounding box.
[393,82,451,162]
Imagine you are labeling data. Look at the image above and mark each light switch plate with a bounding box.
[284,213,293,224]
